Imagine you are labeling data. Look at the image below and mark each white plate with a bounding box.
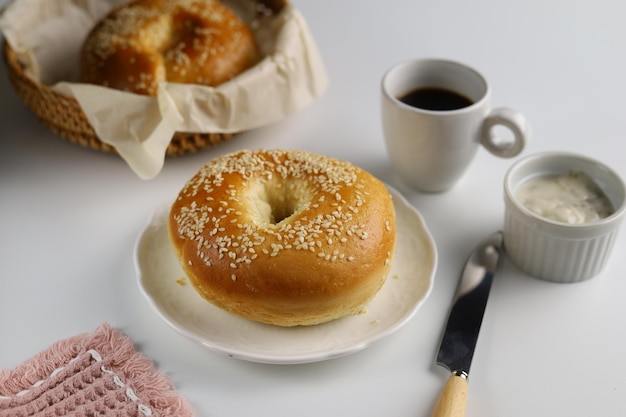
[134,186,437,364]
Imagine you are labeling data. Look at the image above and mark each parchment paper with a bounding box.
[0,0,328,179]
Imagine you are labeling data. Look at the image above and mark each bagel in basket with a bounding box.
[80,0,260,95]
[168,149,397,326]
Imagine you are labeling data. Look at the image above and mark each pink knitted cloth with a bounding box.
[0,323,194,417]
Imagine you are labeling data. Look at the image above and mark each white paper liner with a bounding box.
[0,0,328,179]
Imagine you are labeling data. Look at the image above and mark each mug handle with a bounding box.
[480,107,529,158]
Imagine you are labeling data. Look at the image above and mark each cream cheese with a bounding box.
[516,171,614,224]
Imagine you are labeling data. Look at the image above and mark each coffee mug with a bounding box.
[381,58,530,193]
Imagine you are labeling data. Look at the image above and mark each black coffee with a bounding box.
[398,87,473,111]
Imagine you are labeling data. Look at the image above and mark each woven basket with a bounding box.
[2,0,288,156]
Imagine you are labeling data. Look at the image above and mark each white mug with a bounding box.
[381,58,530,193]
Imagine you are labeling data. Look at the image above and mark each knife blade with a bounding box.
[431,231,504,417]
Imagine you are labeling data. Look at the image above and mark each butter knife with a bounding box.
[431,231,504,417]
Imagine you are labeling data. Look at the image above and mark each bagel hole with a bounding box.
[270,198,296,224]
[250,179,312,225]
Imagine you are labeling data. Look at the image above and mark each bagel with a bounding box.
[80,0,259,95]
[168,149,397,326]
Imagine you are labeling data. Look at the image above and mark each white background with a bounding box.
[2,0,626,416]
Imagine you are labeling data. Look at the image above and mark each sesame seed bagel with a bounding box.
[168,149,397,326]
[80,0,259,95]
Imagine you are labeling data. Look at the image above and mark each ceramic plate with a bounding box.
[135,186,437,364]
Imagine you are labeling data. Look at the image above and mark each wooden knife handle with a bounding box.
[431,373,468,417]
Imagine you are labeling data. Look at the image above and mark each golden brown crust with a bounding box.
[168,149,397,326]
[80,0,259,95]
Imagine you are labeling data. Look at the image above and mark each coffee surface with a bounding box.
[399,87,473,111]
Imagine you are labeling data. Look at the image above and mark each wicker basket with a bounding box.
[2,0,288,156]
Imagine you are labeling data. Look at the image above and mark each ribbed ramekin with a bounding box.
[503,152,626,283]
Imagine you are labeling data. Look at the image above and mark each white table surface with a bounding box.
[2,0,626,416]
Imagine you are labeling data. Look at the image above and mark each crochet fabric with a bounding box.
[0,323,194,417]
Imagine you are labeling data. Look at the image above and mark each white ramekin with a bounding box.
[503,152,626,283]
